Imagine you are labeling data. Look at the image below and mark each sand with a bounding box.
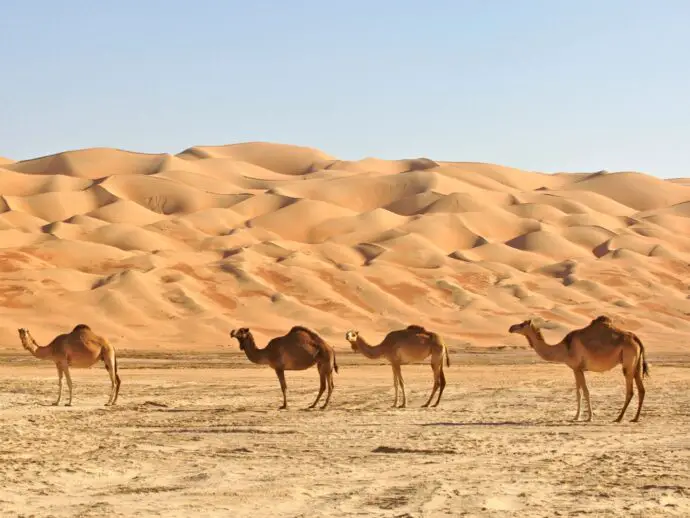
[2,143,690,351]
[1,142,690,516]
[1,357,689,517]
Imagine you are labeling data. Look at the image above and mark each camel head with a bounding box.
[508,320,537,339]
[345,329,359,350]
[229,328,251,350]
[17,328,33,350]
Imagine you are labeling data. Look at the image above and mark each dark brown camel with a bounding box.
[230,326,338,409]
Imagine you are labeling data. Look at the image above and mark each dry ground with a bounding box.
[1,353,689,517]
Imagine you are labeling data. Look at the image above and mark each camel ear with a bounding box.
[230,329,236,338]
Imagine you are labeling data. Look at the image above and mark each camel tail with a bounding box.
[314,345,338,374]
[634,335,650,378]
[431,332,450,368]
[101,344,121,382]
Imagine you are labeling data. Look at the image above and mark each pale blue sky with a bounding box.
[1,1,688,177]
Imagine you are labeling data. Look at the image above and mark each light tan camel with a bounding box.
[18,325,121,406]
[229,326,338,410]
[509,316,649,422]
[345,325,450,408]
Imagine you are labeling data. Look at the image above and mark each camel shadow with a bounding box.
[421,420,535,427]
[420,420,614,428]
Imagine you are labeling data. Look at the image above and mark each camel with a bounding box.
[344,325,450,408]
[509,315,649,422]
[229,326,338,410]
[17,325,121,406]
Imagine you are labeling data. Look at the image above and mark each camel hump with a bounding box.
[289,326,327,345]
[406,324,427,334]
[72,324,91,333]
[581,315,626,345]
[592,315,613,326]
[289,325,316,336]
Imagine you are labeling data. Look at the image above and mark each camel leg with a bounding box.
[275,369,288,410]
[572,370,583,421]
[391,365,399,408]
[104,350,121,406]
[581,373,592,421]
[631,367,646,422]
[422,363,440,408]
[112,368,122,406]
[614,372,635,423]
[52,364,64,406]
[104,354,117,406]
[64,366,73,407]
[394,364,407,408]
[309,369,326,409]
[433,368,446,407]
[320,370,334,410]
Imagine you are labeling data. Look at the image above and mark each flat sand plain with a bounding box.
[1,352,689,518]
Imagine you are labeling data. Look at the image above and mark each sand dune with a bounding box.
[0,170,92,196]
[179,142,335,175]
[0,141,688,354]
[563,171,690,211]
[4,148,165,178]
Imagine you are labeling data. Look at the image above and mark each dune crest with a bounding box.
[1,142,689,351]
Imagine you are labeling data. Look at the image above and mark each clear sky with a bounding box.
[1,0,688,178]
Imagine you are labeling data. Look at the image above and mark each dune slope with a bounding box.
[1,142,689,352]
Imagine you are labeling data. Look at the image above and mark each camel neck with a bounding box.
[525,329,567,363]
[354,336,386,359]
[240,335,269,365]
[22,334,52,360]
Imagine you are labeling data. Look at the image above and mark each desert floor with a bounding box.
[1,352,689,518]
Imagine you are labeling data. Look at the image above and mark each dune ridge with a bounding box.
[1,142,689,352]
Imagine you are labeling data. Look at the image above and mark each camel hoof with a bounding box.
[51,402,59,406]
[421,404,429,408]
[631,418,640,423]
[65,403,72,407]
[278,405,287,410]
